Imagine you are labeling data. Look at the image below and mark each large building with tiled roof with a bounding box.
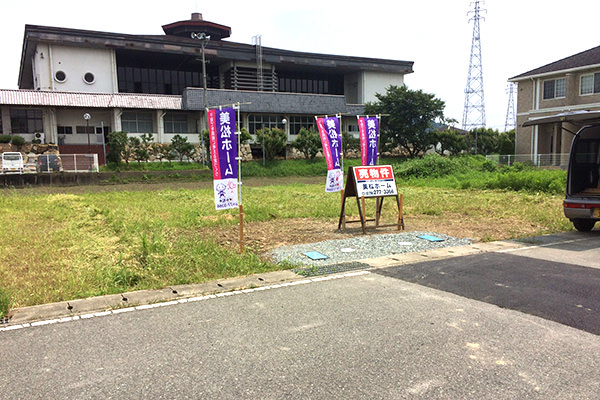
[509,45,600,164]
[0,13,413,163]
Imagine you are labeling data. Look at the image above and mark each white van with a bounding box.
[1,152,24,174]
[524,111,600,231]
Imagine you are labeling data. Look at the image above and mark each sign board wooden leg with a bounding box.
[376,196,384,226]
[396,193,405,231]
[357,196,366,234]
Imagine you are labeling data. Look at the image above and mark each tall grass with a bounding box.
[393,155,566,195]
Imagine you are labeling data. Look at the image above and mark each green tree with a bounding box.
[498,129,516,155]
[256,127,287,161]
[466,127,500,155]
[292,127,321,159]
[433,129,467,156]
[170,134,195,162]
[106,131,128,165]
[128,136,144,163]
[364,85,447,158]
[138,133,155,163]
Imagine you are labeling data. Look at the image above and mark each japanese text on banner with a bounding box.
[316,116,343,192]
[208,107,239,210]
[358,116,379,166]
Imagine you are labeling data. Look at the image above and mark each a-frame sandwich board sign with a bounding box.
[338,165,404,234]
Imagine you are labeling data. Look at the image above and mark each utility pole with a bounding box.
[462,1,487,132]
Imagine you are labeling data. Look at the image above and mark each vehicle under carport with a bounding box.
[524,111,600,231]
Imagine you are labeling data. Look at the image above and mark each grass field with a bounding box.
[0,178,571,314]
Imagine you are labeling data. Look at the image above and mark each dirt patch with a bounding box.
[200,212,535,254]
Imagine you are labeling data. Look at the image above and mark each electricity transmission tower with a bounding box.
[462,1,486,131]
[504,82,517,132]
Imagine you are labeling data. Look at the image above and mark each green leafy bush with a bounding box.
[292,127,321,159]
[256,128,287,161]
[10,135,25,146]
[0,134,12,143]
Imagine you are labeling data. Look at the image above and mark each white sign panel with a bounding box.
[353,165,397,198]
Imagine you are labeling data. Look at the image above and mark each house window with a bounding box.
[247,115,285,135]
[121,111,154,133]
[543,78,566,100]
[580,73,600,95]
[164,113,189,134]
[57,126,73,134]
[10,109,43,133]
[288,116,316,135]
[76,125,95,134]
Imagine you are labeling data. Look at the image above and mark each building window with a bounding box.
[76,125,95,134]
[580,73,600,95]
[288,116,316,135]
[121,111,154,133]
[543,78,566,100]
[247,115,285,135]
[57,126,73,134]
[83,72,95,84]
[10,109,43,133]
[164,113,189,134]
[54,70,67,83]
[117,66,219,95]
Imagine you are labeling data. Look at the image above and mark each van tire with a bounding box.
[572,219,596,232]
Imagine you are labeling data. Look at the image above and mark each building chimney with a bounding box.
[191,13,202,21]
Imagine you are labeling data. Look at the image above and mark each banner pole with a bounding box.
[236,103,244,253]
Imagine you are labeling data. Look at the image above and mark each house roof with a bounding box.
[0,89,182,109]
[183,88,363,115]
[510,45,600,80]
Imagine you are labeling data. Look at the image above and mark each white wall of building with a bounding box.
[361,71,405,103]
[54,109,113,145]
[34,44,117,93]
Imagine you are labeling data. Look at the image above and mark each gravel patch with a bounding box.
[269,231,473,276]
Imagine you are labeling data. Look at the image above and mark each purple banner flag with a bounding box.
[358,116,379,166]
[208,107,238,210]
[316,116,343,192]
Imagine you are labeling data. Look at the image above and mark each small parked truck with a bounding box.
[1,152,24,174]
[524,111,600,231]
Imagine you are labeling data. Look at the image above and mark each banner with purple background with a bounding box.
[208,107,238,210]
[316,116,343,192]
[358,116,379,166]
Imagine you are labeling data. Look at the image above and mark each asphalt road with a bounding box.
[1,233,599,399]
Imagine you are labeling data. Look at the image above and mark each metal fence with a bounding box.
[37,154,99,173]
[486,154,569,168]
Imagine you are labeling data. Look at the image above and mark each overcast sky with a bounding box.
[1,0,599,131]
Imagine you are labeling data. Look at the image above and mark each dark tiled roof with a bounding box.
[510,45,600,80]
[183,88,364,115]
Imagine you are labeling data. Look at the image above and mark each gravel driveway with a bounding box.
[270,231,473,276]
